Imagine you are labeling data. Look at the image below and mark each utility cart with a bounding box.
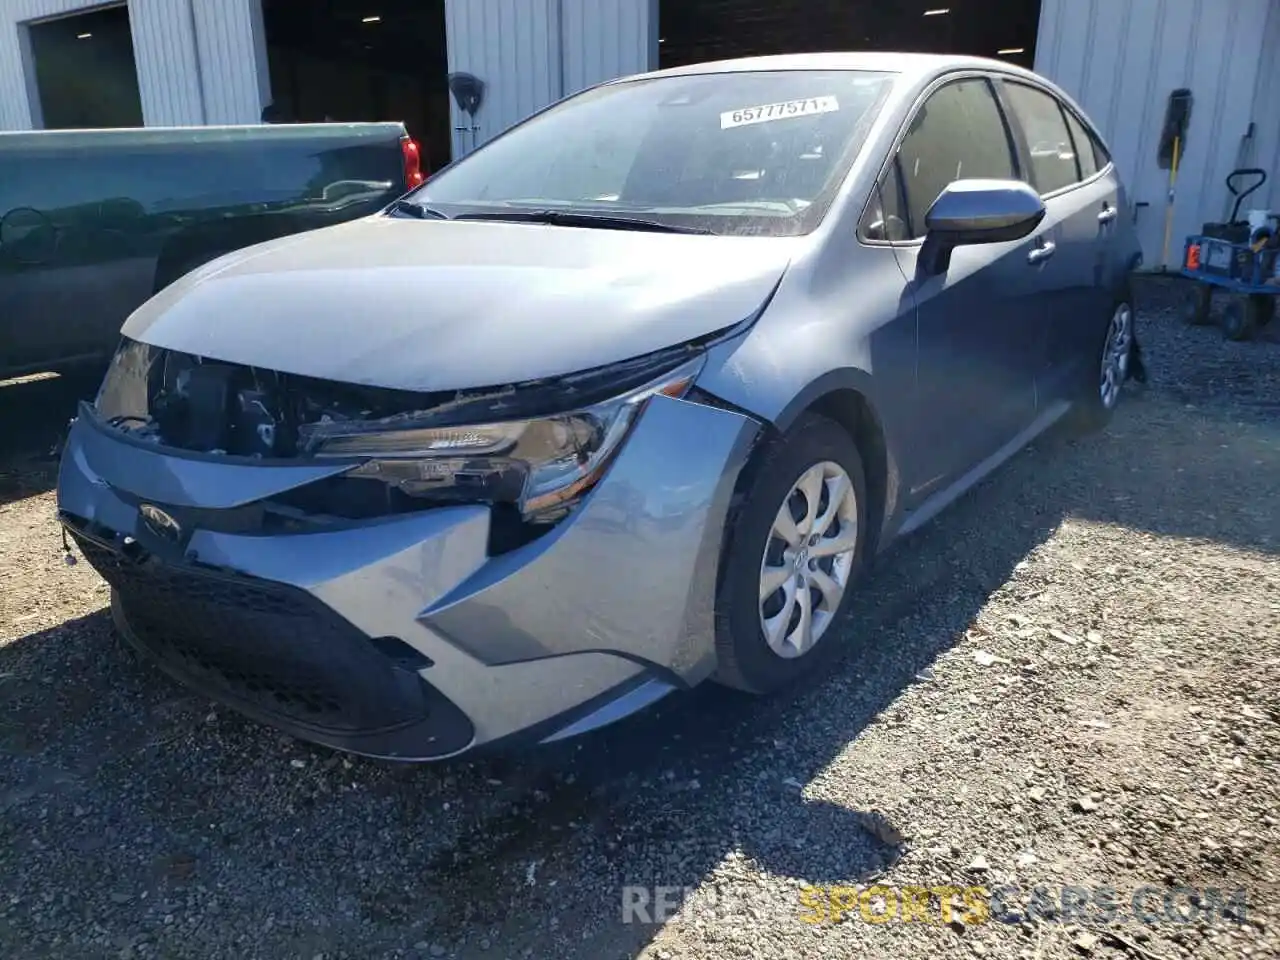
[1180,168,1280,341]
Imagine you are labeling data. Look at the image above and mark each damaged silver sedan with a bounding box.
[58,53,1141,759]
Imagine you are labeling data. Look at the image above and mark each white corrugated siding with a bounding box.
[562,0,655,97]
[444,0,561,158]
[1036,0,1279,268]
[0,0,267,130]
[1247,0,1280,213]
[191,0,271,125]
[0,0,132,129]
[444,0,654,158]
[126,0,204,125]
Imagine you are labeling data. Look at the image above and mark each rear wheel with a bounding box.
[1068,298,1133,435]
[713,414,867,694]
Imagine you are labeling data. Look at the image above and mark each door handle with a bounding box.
[1098,206,1118,224]
[1027,240,1057,264]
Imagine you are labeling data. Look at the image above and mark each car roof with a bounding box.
[620,51,1043,85]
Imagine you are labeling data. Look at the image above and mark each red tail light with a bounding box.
[401,136,425,188]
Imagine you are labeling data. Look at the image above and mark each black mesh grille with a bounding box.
[72,532,430,734]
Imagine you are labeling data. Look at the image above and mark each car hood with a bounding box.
[124,216,796,392]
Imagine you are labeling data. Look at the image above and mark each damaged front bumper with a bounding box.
[57,392,759,760]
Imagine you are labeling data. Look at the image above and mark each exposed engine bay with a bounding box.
[94,336,710,460]
[89,336,719,542]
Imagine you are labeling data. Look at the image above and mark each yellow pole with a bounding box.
[1161,134,1182,269]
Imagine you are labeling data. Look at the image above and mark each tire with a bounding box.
[1221,299,1257,341]
[712,413,868,694]
[1182,283,1212,326]
[1250,294,1275,327]
[1068,296,1134,436]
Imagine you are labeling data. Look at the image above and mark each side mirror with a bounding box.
[919,179,1046,276]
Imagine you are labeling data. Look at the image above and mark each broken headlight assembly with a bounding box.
[90,336,715,532]
[300,355,704,522]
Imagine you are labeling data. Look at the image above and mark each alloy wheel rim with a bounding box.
[758,461,859,659]
[1099,303,1132,410]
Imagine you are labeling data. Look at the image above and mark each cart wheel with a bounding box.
[1221,299,1257,341]
[1182,284,1213,325]
[1251,294,1276,327]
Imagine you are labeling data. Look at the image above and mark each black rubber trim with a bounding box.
[113,593,474,761]
[67,518,475,761]
[468,670,676,757]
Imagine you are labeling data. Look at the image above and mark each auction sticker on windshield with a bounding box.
[720,96,840,129]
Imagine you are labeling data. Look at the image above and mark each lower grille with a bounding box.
[72,531,430,734]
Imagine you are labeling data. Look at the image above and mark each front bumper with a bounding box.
[56,393,758,760]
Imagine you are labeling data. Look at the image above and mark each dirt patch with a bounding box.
[0,278,1277,960]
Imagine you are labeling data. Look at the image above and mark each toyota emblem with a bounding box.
[139,503,182,541]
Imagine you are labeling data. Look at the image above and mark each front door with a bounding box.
[885,75,1040,499]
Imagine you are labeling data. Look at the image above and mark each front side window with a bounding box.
[416,70,896,237]
[1002,82,1081,195]
[895,77,1018,240]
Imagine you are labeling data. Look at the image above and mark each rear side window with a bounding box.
[896,78,1017,239]
[1062,108,1099,180]
[1002,82,1081,195]
[1087,123,1112,169]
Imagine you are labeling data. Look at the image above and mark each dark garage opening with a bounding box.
[262,0,451,172]
[659,0,1042,72]
[27,3,144,129]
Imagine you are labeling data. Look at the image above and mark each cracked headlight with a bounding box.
[304,356,704,521]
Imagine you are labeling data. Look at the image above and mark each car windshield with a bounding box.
[414,69,896,237]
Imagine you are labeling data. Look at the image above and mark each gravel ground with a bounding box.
[1,277,1278,960]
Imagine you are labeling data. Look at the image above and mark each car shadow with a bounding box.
[0,370,101,509]
[0,402,1080,957]
[347,377,1280,958]
[414,436,1073,958]
[2,295,1278,958]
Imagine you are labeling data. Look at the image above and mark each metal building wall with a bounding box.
[0,0,150,129]
[0,0,268,131]
[1035,0,1278,269]
[190,0,271,126]
[1246,0,1280,213]
[562,0,656,97]
[444,0,655,159]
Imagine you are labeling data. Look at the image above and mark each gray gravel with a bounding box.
[1,277,1278,960]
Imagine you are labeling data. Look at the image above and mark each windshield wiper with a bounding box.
[452,210,714,235]
[387,198,449,220]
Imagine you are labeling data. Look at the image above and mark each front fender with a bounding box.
[697,325,909,555]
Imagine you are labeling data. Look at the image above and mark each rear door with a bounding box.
[885,75,1041,498]
[997,79,1119,406]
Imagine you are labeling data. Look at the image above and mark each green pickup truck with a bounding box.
[0,122,421,379]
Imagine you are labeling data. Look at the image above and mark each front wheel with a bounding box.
[712,414,867,694]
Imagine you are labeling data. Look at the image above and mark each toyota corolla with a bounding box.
[57,53,1142,760]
